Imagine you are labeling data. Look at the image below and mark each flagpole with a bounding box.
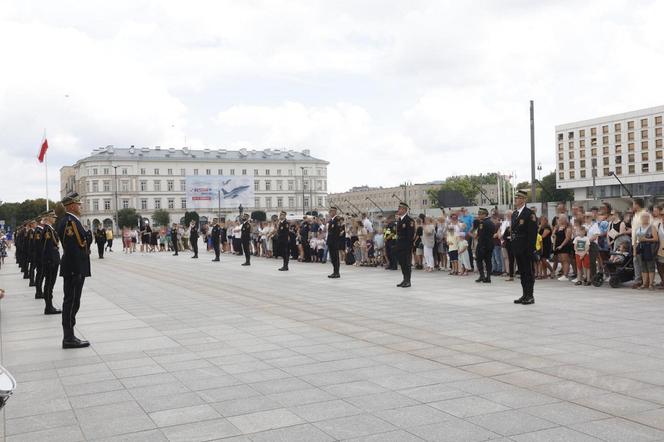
[43,130,49,211]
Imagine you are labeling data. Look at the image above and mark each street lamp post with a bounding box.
[112,165,119,234]
[300,166,306,216]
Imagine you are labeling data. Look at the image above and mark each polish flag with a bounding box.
[38,139,48,163]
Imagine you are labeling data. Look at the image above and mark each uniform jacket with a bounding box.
[278,219,289,242]
[57,213,91,277]
[241,221,251,241]
[510,206,538,255]
[33,225,44,263]
[211,224,221,244]
[190,225,199,240]
[42,224,61,266]
[326,216,340,247]
[396,214,415,249]
[476,218,496,254]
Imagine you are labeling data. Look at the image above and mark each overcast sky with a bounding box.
[1,0,663,202]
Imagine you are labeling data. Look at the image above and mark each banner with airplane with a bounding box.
[185,176,255,209]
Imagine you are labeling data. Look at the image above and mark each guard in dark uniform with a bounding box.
[41,210,62,315]
[94,226,106,259]
[33,216,45,298]
[326,207,341,278]
[277,211,290,271]
[395,202,415,287]
[26,220,36,285]
[475,208,495,283]
[171,223,179,256]
[57,192,91,348]
[211,219,221,261]
[189,220,199,258]
[512,190,538,305]
[240,214,251,266]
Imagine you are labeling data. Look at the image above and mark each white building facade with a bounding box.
[556,105,664,201]
[60,146,329,229]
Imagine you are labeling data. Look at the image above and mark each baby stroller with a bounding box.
[605,252,634,288]
[0,364,16,409]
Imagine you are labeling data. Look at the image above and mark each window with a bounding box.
[616,166,622,175]
[140,168,146,175]
[92,181,99,192]
[154,168,159,175]
[167,180,174,191]
[579,129,585,137]
[558,162,564,170]
[569,161,574,170]
[302,169,308,176]
[254,197,260,208]
[277,197,283,207]
[317,196,323,207]
[121,181,129,192]
[181,198,186,209]
[591,137,597,146]
[93,168,98,175]
[140,181,147,191]
[167,168,172,175]
[559,171,564,180]
[265,197,272,208]
[218,169,223,175]
[141,199,147,210]
[580,159,586,168]
[242,169,246,175]
[616,155,622,164]
[168,199,174,209]
[180,180,186,191]
[304,197,309,208]
[602,125,608,134]
[206,169,211,175]
[103,168,109,175]
[628,132,635,141]
[569,151,575,159]
[628,121,635,130]
[657,128,663,137]
[277,169,282,175]
[628,154,635,162]
[642,141,649,149]
[265,169,270,175]
[614,123,621,132]
[580,170,586,178]
[629,165,635,174]
[254,169,259,175]
[657,151,663,160]
[288,180,294,191]
[602,146,609,155]
[580,150,586,158]
[122,199,129,209]
[316,180,323,191]
[558,153,564,161]
[603,157,609,166]
[276,180,283,190]
[193,169,198,175]
[616,144,622,153]
[154,181,161,191]
[180,168,185,176]
[642,152,649,161]
[254,181,260,191]
[86,181,90,192]
[265,181,271,191]
[591,127,597,136]
[93,200,99,211]
[122,168,128,175]
[558,143,563,151]
[641,118,648,128]
[642,130,649,139]
[569,171,575,179]
[615,134,621,142]
[288,197,295,208]
[303,180,309,191]
[104,199,111,210]
[642,163,649,173]
[103,180,110,192]
[658,162,664,172]
[656,116,662,125]
[579,140,585,148]
[154,199,161,209]
[602,136,609,144]
[558,133,564,141]
[230,169,235,175]
[603,167,610,176]
[568,131,574,139]
[628,143,635,152]
[591,148,597,156]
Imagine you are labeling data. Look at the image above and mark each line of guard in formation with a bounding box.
[13,192,91,349]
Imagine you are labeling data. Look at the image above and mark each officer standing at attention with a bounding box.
[211,218,221,261]
[475,208,495,283]
[240,214,252,266]
[189,220,199,258]
[512,190,538,305]
[326,207,341,278]
[171,223,179,256]
[395,202,415,287]
[27,220,36,285]
[57,192,91,348]
[33,216,45,298]
[94,226,106,259]
[41,210,62,315]
[277,211,290,271]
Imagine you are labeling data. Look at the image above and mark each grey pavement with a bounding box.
[2,248,664,441]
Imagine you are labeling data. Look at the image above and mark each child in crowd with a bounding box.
[446,226,459,275]
[315,232,326,263]
[610,242,630,264]
[573,225,590,286]
[457,236,470,276]
[309,234,319,262]
[373,228,384,267]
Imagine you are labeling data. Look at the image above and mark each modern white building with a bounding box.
[60,145,329,229]
[556,105,664,201]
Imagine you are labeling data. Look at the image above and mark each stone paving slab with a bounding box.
[2,248,664,440]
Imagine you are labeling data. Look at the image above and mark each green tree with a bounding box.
[152,209,170,226]
[117,208,139,229]
[539,171,573,203]
[0,198,57,229]
[183,211,199,226]
[251,210,267,221]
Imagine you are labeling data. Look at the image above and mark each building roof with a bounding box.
[73,146,328,165]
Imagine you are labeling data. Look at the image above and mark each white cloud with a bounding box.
[1,0,664,200]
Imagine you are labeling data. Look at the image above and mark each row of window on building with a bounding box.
[557,116,664,142]
[86,179,327,193]
[86,167,325,177]
[85,196,326,212]
[558,162,664,180]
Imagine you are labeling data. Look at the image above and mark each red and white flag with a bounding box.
[38,138,48,163]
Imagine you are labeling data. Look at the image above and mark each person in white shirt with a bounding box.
[362,214,374,234]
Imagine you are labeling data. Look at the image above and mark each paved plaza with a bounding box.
[3,250,664,441]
